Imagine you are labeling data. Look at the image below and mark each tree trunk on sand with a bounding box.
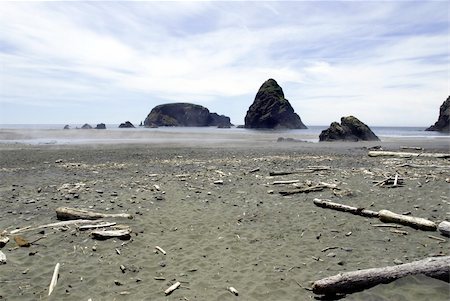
[56,207,131,220]
[313,198,379,218]
[378,210,436,231]
[312,256,450,296]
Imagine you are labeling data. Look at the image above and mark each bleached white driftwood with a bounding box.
[270,166,331,176]
[227,286,239,296]
[378,210,436,231]
[56,207,132,220]
[438,221,450,237]
[0,236,9,247]
[0,250,6,264]
[164,281,181,295]
[313,198,379,218]
[272,180,300,185]
[78,222,117,231]
[48,262,60,296]
[91,229,131,240]
[155,246,166,255]
[368,151,450,159]
[10,219,104,235]
[312,256,450,296]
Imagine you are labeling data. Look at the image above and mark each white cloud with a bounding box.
[0,1,448,126]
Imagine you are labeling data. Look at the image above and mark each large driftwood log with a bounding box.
[368,151,450,159]
[56,207,132,220]
[438,221,450,237]
[313,198,379,218]
[378,210,436,231]
[313,256,450,296]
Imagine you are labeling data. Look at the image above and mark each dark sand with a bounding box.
[0,132,449,300]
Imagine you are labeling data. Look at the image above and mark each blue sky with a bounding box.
[0,1,448,126]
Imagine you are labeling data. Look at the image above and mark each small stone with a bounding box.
[120,265,126,273]
[114,280,123,286]
[92,246,97,251]
[394,259,403,265]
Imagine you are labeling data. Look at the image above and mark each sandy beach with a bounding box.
[0,132,449,300]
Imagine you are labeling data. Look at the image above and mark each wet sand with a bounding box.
[0,134,449,300]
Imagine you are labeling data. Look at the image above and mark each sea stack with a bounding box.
[244,79,306,129]
[319,116,379,142]
[144,103,232,127]
[119,121,135,128]
[426,96,449,132]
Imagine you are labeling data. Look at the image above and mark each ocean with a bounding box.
[0,124,448,145]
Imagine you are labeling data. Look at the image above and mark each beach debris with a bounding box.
[155,246,166,255]
[10,219,105,235]
[91,229,131,240]
[373,175,404,188]
[400,146,424,151]
[314,198,437,231]
[368,150,450,159]
[0,236,9,248]
[312,256,450,297]
[313,199,379,218]
[270,166,331,176]
[120,265,126,273]
[249,167,260,173]
[14,235,30,247]
[227,286,239,296]
[371,224,403,228]
[48,262,60,296]
[272,179,300,185]
[213,180,224,185]
[279,185,324,196]
[78,222,117,231]
[56,207,132,220]
[438,221,450,237]
[428,235,446,243]
[378,210,436,231]
[0,250,6,264]
[164,281,181,295]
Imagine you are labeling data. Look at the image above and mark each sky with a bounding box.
[0,0,448,127]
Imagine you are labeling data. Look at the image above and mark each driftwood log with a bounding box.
[312,256,450,296]
[78,222,116,231]
[313,198,379,218]
[438,221,450,237]
[368,151,450,159]
[56,207,132,220]
[164,281,181,295]
[378,210,436,231]
[91,229,131,240]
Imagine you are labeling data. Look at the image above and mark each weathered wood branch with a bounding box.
[279,186,324,195]
[313,198,379,218]
[368,151,450,159]
[378,210,436,231]
[48,262,60,296]
[56,207,132,220]
[312,256,450,296]
[164,281,181,295]
[438,221,450,237]
[10,219,105,235]
[270,166,330,176]
[78,222,117,231]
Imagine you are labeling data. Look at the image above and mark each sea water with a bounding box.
[0,124,448,145]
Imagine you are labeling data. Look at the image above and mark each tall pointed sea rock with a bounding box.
[244,79,307,129]
[426,96,449,132]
